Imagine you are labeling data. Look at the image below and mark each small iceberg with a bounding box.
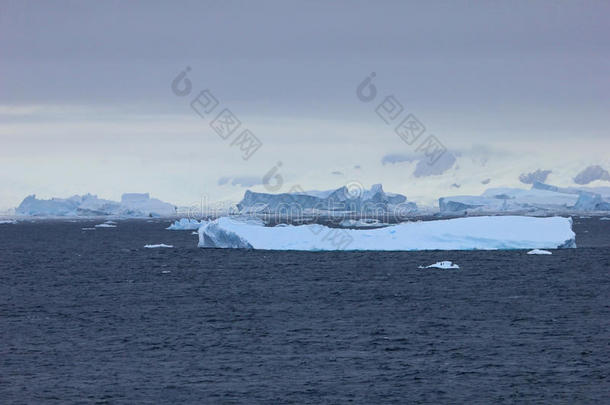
[339,218,388,228]
[95,223,116,228]
[144,244,174,248]
[419,261,459,269]
[527,249,552,255]
[167,218,206,230]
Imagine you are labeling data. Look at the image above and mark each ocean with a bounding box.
[1,218,608,403]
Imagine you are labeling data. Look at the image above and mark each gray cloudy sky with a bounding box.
[1,0,609,209]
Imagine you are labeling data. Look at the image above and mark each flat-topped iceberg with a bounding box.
[236,183,417,217]
[198,215,575,251]
[439,182,610,214]
[16,193,176,218]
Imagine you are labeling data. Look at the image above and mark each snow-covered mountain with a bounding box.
[16,193,176,217]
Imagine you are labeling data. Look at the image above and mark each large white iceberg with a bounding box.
[16,193,176,217]
[198,215,575,251]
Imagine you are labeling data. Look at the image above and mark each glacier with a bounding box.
[16,193,176,217]
[198,215,575,251]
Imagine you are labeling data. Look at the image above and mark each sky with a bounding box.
[1,0,609,210]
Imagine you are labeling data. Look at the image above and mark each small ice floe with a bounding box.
[0,219,17,224]
[144,244,174,248]
[339,218,388,228]
[166,218,205,230]
[161,270,171,274]
[81,227,96,231]
[527,249,552,255]
[419,261,459,269]
[191,231,198,235]
[95,223,116,228]
[600,217,610,221]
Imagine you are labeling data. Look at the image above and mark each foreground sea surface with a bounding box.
[1,218,609,404]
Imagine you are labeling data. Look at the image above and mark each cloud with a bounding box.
[573,165,610,185]
[381,153,418,165]
[217,176,262,187]
[481,178,491,185]
[519,169,552,184]
[231,176,262,187]
[413,152,456,177]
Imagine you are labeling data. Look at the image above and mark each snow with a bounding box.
[16,193,176,217]
[166,218,206,230]
[198,215,576,251]
[420,261,459,269]
[144,244,174,248]
[527,249,552,255]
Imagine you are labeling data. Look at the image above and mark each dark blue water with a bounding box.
[1,218,609,404]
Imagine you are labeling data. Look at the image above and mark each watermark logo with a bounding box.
[171,67,263,161]
[171,66,192,96]
[262,162,284,192]
[356,72,447,165]
[344,181,364,199]
[395,114,425,146]
[356,72,377,102]
[230,130,263,161]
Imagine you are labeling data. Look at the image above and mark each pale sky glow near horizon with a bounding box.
[1,0,609,211]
